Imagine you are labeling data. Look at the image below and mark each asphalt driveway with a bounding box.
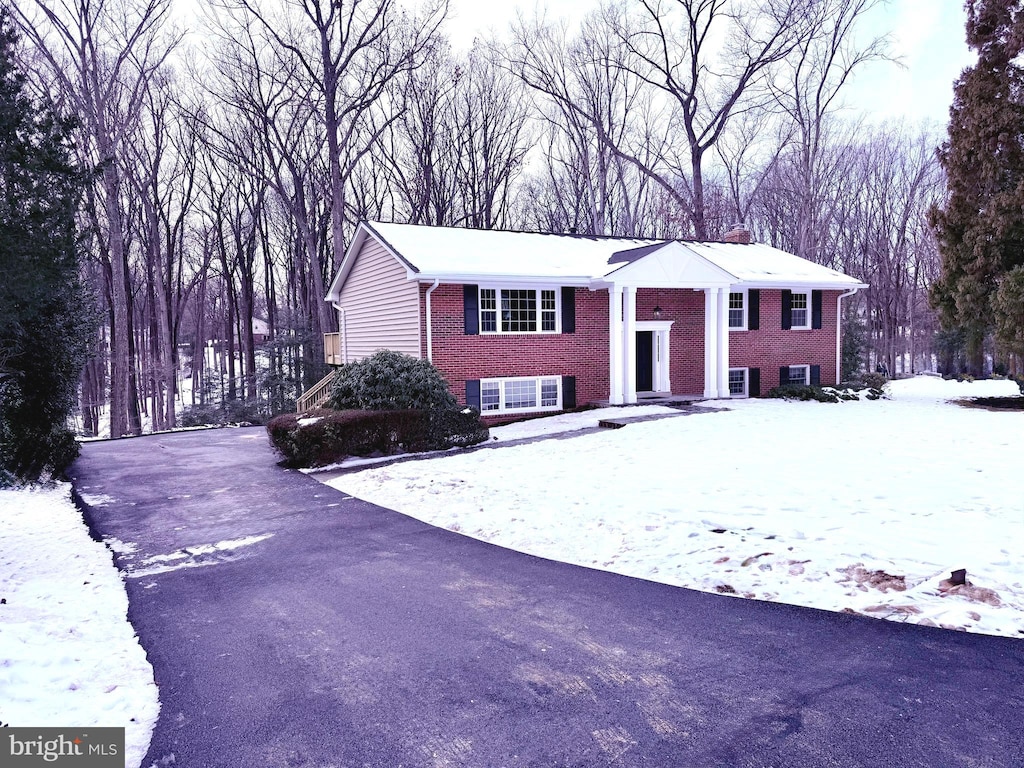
[70,427,1024,768]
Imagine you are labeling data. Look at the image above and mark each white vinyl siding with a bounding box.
[336,239,421,362]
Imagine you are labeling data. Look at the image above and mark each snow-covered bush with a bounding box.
[766,384,841,402]
[766,384,885,403]
[328,350,457,411]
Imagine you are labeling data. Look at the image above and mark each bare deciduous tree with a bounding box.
[13,0,180,436]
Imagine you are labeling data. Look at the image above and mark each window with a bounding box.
[790,292,809,329]
[728,291,746,330]
[728,368,748,396]
[788,365,810,385]
[479,287,559,334]
[480,381,500,411]
[480,289,497,332]
[540,290,557,331]
[502,289,536,332]
[478,376,561,414]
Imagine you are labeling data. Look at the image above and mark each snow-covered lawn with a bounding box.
[0,484,158,767]
[324,376,1024,639]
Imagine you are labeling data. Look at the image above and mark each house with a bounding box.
[321,221,867,417]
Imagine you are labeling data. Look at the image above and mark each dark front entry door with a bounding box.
[636,331,654,391]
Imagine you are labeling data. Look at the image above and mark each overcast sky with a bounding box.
[444,0,975,127]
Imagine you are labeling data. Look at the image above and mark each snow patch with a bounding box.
[78,492,118,507]
[0,484,158,767]
[128,534,274,578]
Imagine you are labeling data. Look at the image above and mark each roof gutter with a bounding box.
[416,272,593,287]
[836,287,862,383]
[424,279,440,362]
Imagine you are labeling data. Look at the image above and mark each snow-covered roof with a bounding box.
[366,221,653,282]
[337,221,866,293]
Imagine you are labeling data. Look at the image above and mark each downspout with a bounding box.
[836,288,861,384]
[339,307,348,364]
[425,279,440,362]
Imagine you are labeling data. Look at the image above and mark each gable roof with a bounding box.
[328,221,866,302]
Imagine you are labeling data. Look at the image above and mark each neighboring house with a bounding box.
[323,221,867,418]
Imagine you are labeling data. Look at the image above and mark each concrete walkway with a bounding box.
[70,427,1024,768]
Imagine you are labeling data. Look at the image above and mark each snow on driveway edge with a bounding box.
[0,483,159,768]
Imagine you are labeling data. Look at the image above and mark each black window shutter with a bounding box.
[749,367,760,397]
[810,365,821,385]
[561,287,576,333]
[463,285,479,335]
[781,290,792,330]
[811,290,823,329]
[465,379,481,410]
[562,375,576,408]
[779,366,789,387]
[748,289,760,330]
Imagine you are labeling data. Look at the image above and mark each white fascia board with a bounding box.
[737,280,869,290]
[414,272,593,287]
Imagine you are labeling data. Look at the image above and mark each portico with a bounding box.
[601,242,736,405]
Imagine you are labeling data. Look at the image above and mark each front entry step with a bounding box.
[597,406,718,429]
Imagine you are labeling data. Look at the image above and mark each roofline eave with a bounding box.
[413,272,595,286]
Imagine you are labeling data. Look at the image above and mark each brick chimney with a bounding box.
[723,223,752,244]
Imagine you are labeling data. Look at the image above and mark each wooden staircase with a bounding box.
[296,371,337,412]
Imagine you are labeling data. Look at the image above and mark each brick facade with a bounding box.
[420,284,842,409]
[422,284,611,408]
[728,289,841,390]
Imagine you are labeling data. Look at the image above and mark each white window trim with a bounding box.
[728,290,747,331]
[479,375,562,415]
[787,364,810,385]
[479,285,561,335]
[728,367,748,397]
[790,291,811,330]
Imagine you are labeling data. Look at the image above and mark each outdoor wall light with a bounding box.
[653,305,662,319]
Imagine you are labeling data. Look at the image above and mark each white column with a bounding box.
[716,288,731,398]
[609,287,624,405]
[703,288,718,398]
[623,286,637,404]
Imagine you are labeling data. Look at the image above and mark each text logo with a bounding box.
[3,728,125,767]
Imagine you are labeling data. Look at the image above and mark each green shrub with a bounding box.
[328,350,458,411]
[427,407,490,447]
[767,383,885,403]
[266,407,488,468]
[766,384,840,403]
[858,371,888,390]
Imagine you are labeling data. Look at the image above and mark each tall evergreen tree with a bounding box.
[0,6,94,484]
[930,0,1024,374]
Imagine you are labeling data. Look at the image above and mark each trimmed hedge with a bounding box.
[266,407,488,468]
